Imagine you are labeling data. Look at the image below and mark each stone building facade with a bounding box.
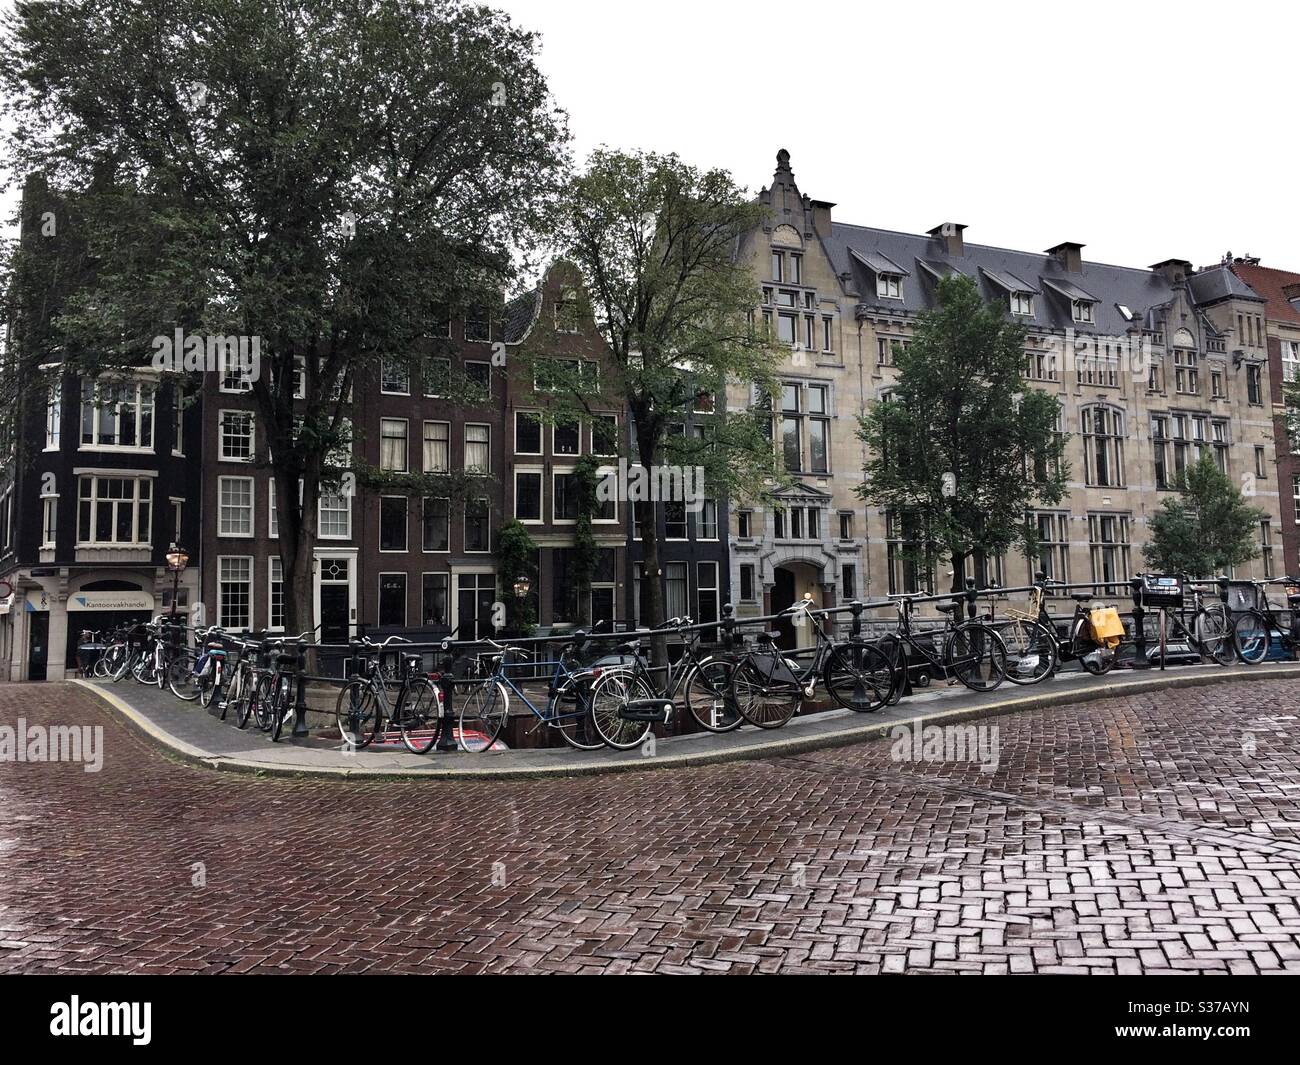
[732,151,1283,630]
[1229,257,1300,577]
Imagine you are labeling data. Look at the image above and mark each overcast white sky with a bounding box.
[4,0,1296,272]
[495,0,1300,272]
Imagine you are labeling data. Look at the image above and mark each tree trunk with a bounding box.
[949,551,967,595]
[629,409,670,666]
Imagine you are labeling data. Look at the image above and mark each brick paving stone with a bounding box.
[2,679,1300,973]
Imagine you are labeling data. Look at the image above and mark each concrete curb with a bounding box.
[71,664,1300,783]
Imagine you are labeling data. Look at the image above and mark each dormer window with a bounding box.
[1072,299,1096,324]
[877,274,903,299]
[1011,292,1034,317]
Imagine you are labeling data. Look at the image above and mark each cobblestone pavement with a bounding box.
[1,679,1299,973]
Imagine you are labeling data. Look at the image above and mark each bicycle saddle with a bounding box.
[614,639,642,654]
[757,630,782,642]
[935,603,959,615]
[1188,585,1212,594]
[1070,592,1093,602]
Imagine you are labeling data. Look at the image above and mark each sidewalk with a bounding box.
[71,662,1300,781]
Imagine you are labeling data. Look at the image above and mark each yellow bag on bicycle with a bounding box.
[1089,606,1124,648]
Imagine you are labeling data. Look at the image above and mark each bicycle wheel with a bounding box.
[823,641,896,711]
[458,679,509,752]
[944,622,1007,691]
[989,619,1057,685]
[235,670,258,729]
[398,677,442,755]
[198,661,219,707]
[1071,618,1117,675]
[731,657,800,729]
[590,671,655,750]
[111,647,136,682]
[684,657,742,732]
[551,674,608,751]
[334,678,380,748]
[1232,609,1270,665]
[168,652,202,701]
[253,674,278,732]
[270,675,296,742]
[1193,605,1234,665]
[221,665,243,721]
[132,653,155,685]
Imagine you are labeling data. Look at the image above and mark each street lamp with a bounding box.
[166,542,189,622]
[513,574,531,599]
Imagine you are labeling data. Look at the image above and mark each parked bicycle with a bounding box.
[587,615,743,750]
[726,594,896,730]
[335,635,443,753]
[456,631,608,752]
[1231,576,1300,665]
[871,595,1007,699]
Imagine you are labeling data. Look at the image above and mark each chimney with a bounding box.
[810,199,835,239]
[928,223,966,258]
[1150,258,1193,284]
[1046,241,1084,273]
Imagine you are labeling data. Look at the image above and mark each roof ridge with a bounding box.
[829,219,1171,277]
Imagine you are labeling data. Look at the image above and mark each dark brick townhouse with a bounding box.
[0,178,203,681]
[1229,258,1300,576]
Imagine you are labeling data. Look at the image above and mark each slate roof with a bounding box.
[502,283,541,344]
[819,220,1267,337]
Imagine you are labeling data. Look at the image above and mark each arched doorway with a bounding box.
[771,561,824,649]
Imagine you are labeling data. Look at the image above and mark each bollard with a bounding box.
[721,602,736,651]
[435,637,460,751]
[964,577,978,622]
[1130,575,1148,670]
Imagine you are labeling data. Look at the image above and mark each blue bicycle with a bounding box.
[457,633,608,752]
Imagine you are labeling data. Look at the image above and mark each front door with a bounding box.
[315,554,355,643]
[456,572,496,642]
[320,585,350,643]
[772,567,796,650]
[28,612,49,681]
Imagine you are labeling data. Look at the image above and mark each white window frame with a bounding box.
[515,410,544,456]
[79,379,156,452]
[422,420,450,473]
[76,475,153,546]
[515,467,544,524]
[553,419,581,458]
[1072,298,1096,323]
[217,555,254,631]
[422,496,451,553]
[1011,291,1034,316]
[41,492,58,548]
[552,469,578,526]
[379,495,408,553]
[464,423,491,473]
[877,274,903,299]
[463,497,491,553]
[218,409,255,463]
[319,489,352,540]
[218,475,255,538]
[380,356,410,396]
[379,417,409,473]
[377,572,408,627]
[267,556,285,633]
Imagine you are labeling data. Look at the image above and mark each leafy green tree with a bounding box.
[0,0,569,635]
[1143,452,1267,576]
[556,149,783,654]
[857,273,1069,593]
[494,520,538,637]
